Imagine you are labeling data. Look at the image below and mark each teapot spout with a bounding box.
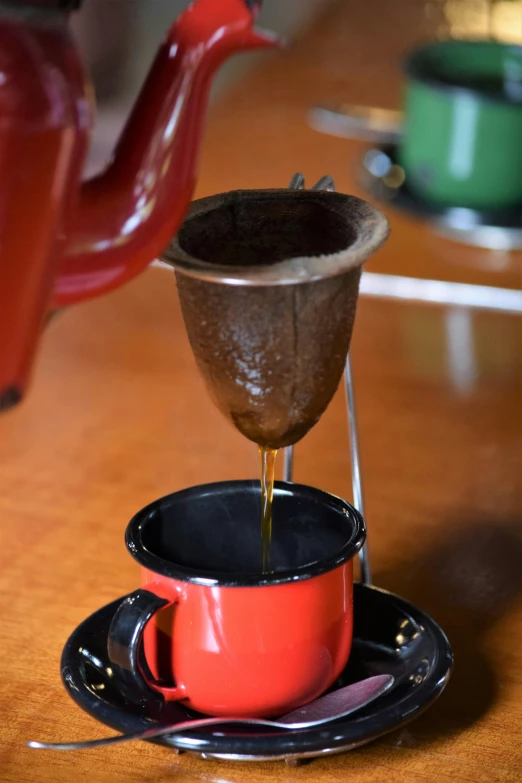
[54,0,279,307]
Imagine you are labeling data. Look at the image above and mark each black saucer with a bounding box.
[360,145,522,250]
[60,583,452,762]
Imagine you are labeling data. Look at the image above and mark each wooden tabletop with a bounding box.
[1,1,521,781]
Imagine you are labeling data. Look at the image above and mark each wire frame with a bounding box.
[285,174,371,585]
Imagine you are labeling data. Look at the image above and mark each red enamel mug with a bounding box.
[108,480,365,718]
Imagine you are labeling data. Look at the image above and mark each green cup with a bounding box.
[399,40,522,210]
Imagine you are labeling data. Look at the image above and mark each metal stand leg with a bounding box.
[310,175,335,192]
[287,173,371,584]
[344,353,371,585]
[283,173,335,486]
[282,172,305,486]
[283,446,294,482]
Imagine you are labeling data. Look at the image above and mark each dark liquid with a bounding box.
[260,446,278,572]
[140,482,350,575]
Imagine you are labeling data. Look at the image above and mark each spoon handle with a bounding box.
[28,716,283,751]
[28,674,393,752]
[308,105,403,144]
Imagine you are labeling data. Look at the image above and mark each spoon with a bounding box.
[308,104,403,144]
[29,674,393,751]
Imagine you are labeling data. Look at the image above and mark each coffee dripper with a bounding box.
[161,175,389,582]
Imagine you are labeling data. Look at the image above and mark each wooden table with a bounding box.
[1,1,521,781]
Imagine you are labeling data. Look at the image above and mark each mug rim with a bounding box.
[404,39,522,107]
[125,480,366,587]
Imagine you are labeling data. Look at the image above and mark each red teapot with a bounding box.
[0,0,275,409]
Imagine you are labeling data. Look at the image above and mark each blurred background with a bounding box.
[72,0,522,176]
[62,0,521,491]
[72,0,330,174]
[1,4,521,779]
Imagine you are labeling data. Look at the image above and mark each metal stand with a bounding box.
[282,446,294,483]
[284,173,371,586]
[344,354,371,585]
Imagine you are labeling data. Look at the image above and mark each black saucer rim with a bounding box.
[60,583,453,757]
[361,143,522,229]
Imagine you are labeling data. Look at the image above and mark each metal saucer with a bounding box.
[60,583,453,764]
[360,144,522,250]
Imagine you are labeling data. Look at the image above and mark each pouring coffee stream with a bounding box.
[259,445,277,571]
[163,175,389,570]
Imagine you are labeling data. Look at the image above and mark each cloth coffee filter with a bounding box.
[163,188,389,448]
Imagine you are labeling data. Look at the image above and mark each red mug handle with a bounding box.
[108,588,186,701]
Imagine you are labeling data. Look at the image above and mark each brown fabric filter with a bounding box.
[164,189,389,449]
